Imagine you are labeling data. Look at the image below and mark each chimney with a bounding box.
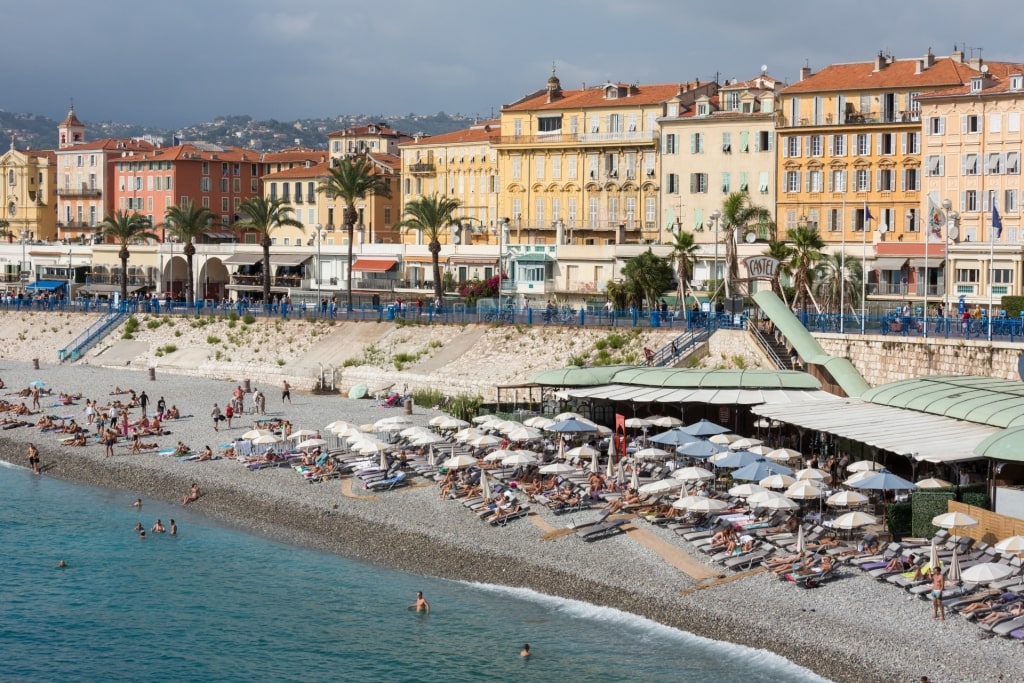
[873,51,885,73]
[923,47,936,69]
[799,66,812,81]
[951,45,964,63]
[969,56,984,71]
[915,59,923,75]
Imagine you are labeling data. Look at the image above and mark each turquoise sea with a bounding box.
[0,461,829,683]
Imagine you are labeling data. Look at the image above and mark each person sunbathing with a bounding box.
[147,417,163,435]
[166,405,181,419]
[173,441,191,457]
[884,556,910,573]
[61,420,81,434]
[764,553,803,570]
[110,386,129,395]
[773,555,815,576]
[182,482,201,505]
[978,602,1024,626]
[438,471,457,500]
[130,435,158,453]
[13,402,32,416]
[34,415,55,429]
[68,432,89,447]
[197,446,214,461]
[136,416,151,431]
[220,446,237,459]
[961,597,1007,616]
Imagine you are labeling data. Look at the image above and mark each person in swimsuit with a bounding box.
[169,520,177,536]
[520,644,531,657]
[26,443,40,475]
[409,591,429,614]
[931,568,946,621]
[57,560,67,568]
[281,380,291,404]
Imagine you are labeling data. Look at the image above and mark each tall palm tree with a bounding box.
[814,251,863,314]
[719,192,773,297]
[97,210,159,303]
[786,224,826,312]
[393,194,462,303]
[317,156,392,309]
[235,197,303,305]
[763,239,793,301]
[666,228,700,306]
[163,199,217,305]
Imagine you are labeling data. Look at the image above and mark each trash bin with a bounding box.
[651,310,661,327]
[386,305,396,321]
[32,358,39,370]
[148,367,156,381]
[403,398,412,415]
[243,379,251,393]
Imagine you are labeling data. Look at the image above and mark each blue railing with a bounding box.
[58,307,128,362]
[645,326,716,367]
[799,311,1024,342]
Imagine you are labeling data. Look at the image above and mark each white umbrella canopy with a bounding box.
[554,411,585,421]
[469,434,504,448]
[411,433,445,446]
[567,444,600,458]
[523,416,555,429]
[539,462,576,475]
[400,425,432,438]
[932,511,979,529]
[491,419,523,433]
[785,481,824,500]
[847,460,884,473]
[241,428,274,440]
[672,466,716,482]
[438,417,471,431]
[947,548,962,585]
[672,495,706,510]
[630,467,640,492]
[916,477,954,489]
[428,415,449,427]
[995,535,1024,553]
[729,483,768,498]
[832,511,878,529]
[647,415,683,428]
[287,429,319,440]
[745,444,774,457]
[685,498,730,513]
[252,434,282,445]
[505,427,543,442]
[483,449,519,462]
[442,454,479,469]
[729,437,763,451]
[843,470,875,486]
[624,417,653,429]
[960,563,1015,584]
[374,416,412,430]
[454,427,485,442]
[708,433,741,445]
[759,474,797,490]
[766,448,801,462]
[295,438,327,451]
[826,490,869,507]
[472,415,500,424]
[502,452,539,467]
[634,447,672,460]
[794,525,806,554]
[325,420,354,432]
[357,441,390,455]
[638,479,680,495]
[795,467,832,483]
[479,472,492,500]
[755,496,800,511]
[747,490,785,506]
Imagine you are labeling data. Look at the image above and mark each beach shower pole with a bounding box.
[917,208,927,339]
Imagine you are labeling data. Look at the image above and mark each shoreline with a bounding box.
[1,359,1019,682]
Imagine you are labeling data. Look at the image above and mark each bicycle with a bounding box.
[484,307,514,323]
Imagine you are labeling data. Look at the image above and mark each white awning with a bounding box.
[566,384,839,406]
[750,399,996,463]
[222,252,264,266]
[873,257,908,270]
[269,253,312,267]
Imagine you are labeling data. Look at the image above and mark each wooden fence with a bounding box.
[949,501,1024,545]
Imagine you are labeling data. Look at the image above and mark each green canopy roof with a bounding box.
[530,366,821,390]
[529,365,632,387]
[511,252,554,262]
[973,426,1024,462]
[862,375,1024,428]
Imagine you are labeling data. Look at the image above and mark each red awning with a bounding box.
[351,258,398,272]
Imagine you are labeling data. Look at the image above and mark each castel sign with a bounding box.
[742,256,779,281]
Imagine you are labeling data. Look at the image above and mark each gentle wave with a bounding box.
[466,581,833,683]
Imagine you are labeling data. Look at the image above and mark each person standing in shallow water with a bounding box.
[27,443,41,475]
[409,591,429,614]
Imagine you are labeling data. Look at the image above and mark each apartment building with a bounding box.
[0,138,57,244]
[327,123,413,160]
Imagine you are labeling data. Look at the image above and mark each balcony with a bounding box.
[781,110,921,128]
[57,184,101,198]
[408,163,436,174]
[294,195,303,204]
[353,277,395,291]
[494,130,657,147]
[57,221,98,230]
[501,278,554,295]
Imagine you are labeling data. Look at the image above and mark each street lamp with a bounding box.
[67,249,73,300]
[710,209,721,298]
[941,198,960,324]
[496,218,509,314]
[20,229,28,286]
[912,208,926,338]
[314,223,323,302]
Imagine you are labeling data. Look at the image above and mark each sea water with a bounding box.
[0,463,830,683]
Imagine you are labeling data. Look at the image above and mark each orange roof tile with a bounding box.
[781,55,990,94]
[262,161,333,180]
[137,143,258,163]
[400,123,500,147]
[503,80,714,112]
[56,138,157,153]
[325,124,412,139]
[259,148,329,164]
[917,62,1024,99]
[21,149,56,163]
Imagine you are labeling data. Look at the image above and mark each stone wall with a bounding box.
[693,329,772,370]
[816,333,1022,387]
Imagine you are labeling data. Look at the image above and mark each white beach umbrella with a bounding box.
[589,450,600,474]
[826,490,869,507]
[506,427,543,442]
[554,411,584,421]
[400,425,432,438]
[831,511,877,529]
[766,448,801,462]
[708,433,741,446]
[685,498,730,514]
[785,481,824,500]
[539,462,576,475]
[794,525,807,554]
[438,417,471,431]
[427,445,436,467]
[747,490,785,506]
[472,415,499,424]
[729,437,763,451]
[932,512,979,530]
[288,429,320,440]
[325,420,353,432]
[605,454,615,480]
[624,417,653,429]
[630,467,640,493]
[428,415,449,427]
[491,419,523,433]
[357,441,390,455]
[672,466,716,482]
[523,416,555,429]
[759,474,797,490]
[755,496,800,511]
[672,495,705,510]
[916,477,954,489]
[454,427,484,442]
[745,444,774,457]
[411,433,445,446]
[484,449,519,462]
[337,425,367,438]
[468,434,503,448]
[295,438,327,451]
[502,452,539,467]
[593,424,612,437]
[479,472,492,500]
[634,447,672,460]
[252,434,282,445]
[843,470,875,486]
[639,479,682,495]
[729,483,768,498]
[647,415,683,428]
[960,563,1015,584]
[795,467,831,484]
[847,460,884,473]
[567,444,600,458]
[994,536,1024,553]
[442,454,478,469]
[374,415,411,429]
[242,429,273,440]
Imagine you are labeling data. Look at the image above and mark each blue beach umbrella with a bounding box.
[675,440,725,458]
[849,470,918,491]
[30,380,46,388]
[730,458,794,481]
[649,428,694,446]
[545,417,598,434]
[712,450,763,469]
[681,419,730,437]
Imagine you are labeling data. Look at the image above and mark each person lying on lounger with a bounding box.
[977,602,1024,626]
[961,597,1008,616]
[773,555,815,576]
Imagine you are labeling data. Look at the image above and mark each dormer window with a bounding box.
[667,103,679,117]
[970,77,984,93]
[697,103,709,116]
[1011,75,1023,90]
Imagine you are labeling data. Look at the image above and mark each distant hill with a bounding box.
[0,110,476,152]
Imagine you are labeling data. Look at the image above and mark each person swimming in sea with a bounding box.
[132,498,142,508]
[57,560,67,568]
[134,522,144,532]
[520,644,531,657]
[169,519,177,536]
[409,591,429,614]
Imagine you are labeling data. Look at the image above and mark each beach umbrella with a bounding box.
[684,498,730,514]
[624,417,653,429]
[252,434,282,445]
[326,420,354,432]
[795,467,832,484]
[794,525,807,554]
[849,470,917,492]
[673,466,716,482]
[728,482,767,498]
[593,424,612,437]
[374,415,411,428]
[545,417,598,434]
[634,447,672,461]
[785,481,824,500]
[411,433,445,446]
[681,419,730,437]
[29,380,46,388]
[567,444,600,458]
[931,511,979,530]
[672,495,706,510]
[708,433,741,446]
[729,437,763,451]
[454,427,484,442]
[630,466,640,492]
[747,490,785,506]
[554,411,584,421]
[759,474,797,489]
[649,428,695,447]
[379,450,390,471]
[288,429,320,440]
[712,450,762,469]
[638,479,680,495]
[847,460,884,473]
[676,440,724,458]
[242,429,273,440]
[826,490,869,507]
[357,441,389,455]
[960,563,1015,584]
[400,425,432,438]
[539,462,576,475]
[438,417,471,431]
[468,434,503,448]
[916,477,954,489]
[730,458,792,481]
[607,432,617,460]
[831,511,877,529]
[744,444,774,457]
[842,470,875,486]
[359,423,377,433]
[647,415,683,428]
[490,419,522,433]
[505,427,543,442]
[483,449,518,462]
[754,496,800,511]
[472,415,499,424]
[442,454,478,469]
[766,448,801,462]
[428,415,449,427]
[589,450,600,474]
[502,451,538,467]
[929,540,941,573]
[479,472,492,500]
[947,548,962,584]
[427,445,436,467]
[995,536,1024,554]
[337,425,367,438]
[295,438,327,451]
[523,416,555,429]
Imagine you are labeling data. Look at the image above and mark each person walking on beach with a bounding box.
[26,443,40,475]
[255,390,266,415]
[224,402,234,429]
[139,391,149,415]
[104,428,117,458]
[211,403,222,432]
[157,396,166,418]
[931,569,946,621]
[409,591,429,614]
[31,385,41,412]
[281,380,291,405]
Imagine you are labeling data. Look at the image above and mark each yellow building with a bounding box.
[918,61,1024,310]
[776,49,993,307]
[327,123,413,160]
[495,72,717,246]
[398,120,502,245]
[0,135,57,243]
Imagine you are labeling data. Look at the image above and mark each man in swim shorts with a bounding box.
[930,568,946,621]
[26,443,40,475]
[409,591,429,614]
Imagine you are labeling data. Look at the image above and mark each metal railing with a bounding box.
[58,305,126,362]
[748,322,788,369]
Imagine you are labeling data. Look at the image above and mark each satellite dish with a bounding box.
[982,64,990,73]
[877,224,888,234]
[761,64,768,73]
[949,225,960,240]
[745,232,756,243]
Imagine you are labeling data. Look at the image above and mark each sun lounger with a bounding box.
[987,610,1024,635]
[365,471,409,491]
[786,567,835,588]
[488,504,530,527]
[576,518,627,541]
[568,509,612,531]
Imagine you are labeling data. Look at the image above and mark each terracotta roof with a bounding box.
[719,74,785,91]
[55,138,157,153]
[781,55,989,94]
[917,63,1024,99]
[503,80,713,112]
[367,152,401,172]
[60,106,83,127]
[400,123,500,147]
[20,149,56,163]
[131,143,258,163]
[325,124,412,139]
[262,161,332,180]
[259,148,329,164]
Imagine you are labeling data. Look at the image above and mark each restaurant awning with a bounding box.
[203,231,236,240]
[222,253,264,266]
[83,284,145,294]
[909,258,943,269]
[750,398,995,463]
[269,253,312,267]
[351,258,398,272]
[448,256,498,266]
[566,384,839,406]
[24,280,66,292]
[403,255,448,265]
[873,257,908,271]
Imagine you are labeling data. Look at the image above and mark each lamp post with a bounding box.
[67,249,73,300]
[913,208,927,339]
[497,218,509,314]
[710,209,721,298]
[941,199,959,328]
[314,223,323,303]
[20,229,27,287]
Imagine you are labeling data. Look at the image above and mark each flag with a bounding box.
[865,205,874,224]
[993,204,1003,240]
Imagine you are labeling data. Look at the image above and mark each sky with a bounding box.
[5,0,1023,130]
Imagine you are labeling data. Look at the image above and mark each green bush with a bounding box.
[206,335,222,345]
[1001,295,1024,317]
[146,319,162,329]
[122,316,139,339]
[911,491,956,538]
[887,502,913,537]
[242,314,256,325]
[411,387,444,408]
[961,492,991,510]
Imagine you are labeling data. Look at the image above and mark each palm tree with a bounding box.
[163,199,217,305]
[814,251,863,314]
[234,197,303,305]
[0,218,10,243]
[317,157,392,309]
[719,192,773,297]
[786,224,826,312]
[666,228,700,306]
[97,210,159,303]
[763,239,794,301]
[394,194,462,303]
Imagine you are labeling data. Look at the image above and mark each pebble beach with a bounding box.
[1,357,1020,683]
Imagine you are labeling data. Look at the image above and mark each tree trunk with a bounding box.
[344,204,356,310]
[262,237,272,306]
[185,240,196,305]
[119,248,129,305]
[430,240,442,304]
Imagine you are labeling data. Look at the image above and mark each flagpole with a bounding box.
[989,204,999,341]
[861,201,868,334]
[840,194,846,333]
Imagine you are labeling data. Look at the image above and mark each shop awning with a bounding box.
[449,256,498,266]
[203,231,236,240]
[24,280,66,291]
[909,258,943,269]
[351,258,398,272]
[403,255,448,265]
[269,253,312,267]
[223,253,264,266]
[750,399,995,463]
[873,257,908,270]
[566,384,839,406]
[83,284,145,294]
[512,252,554,262]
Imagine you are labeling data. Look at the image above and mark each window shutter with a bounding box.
[690,133,696,154]
[962,116,969,134]
[851,208,858,230]
[960,191,966,212]
[900,133,907,155]
[900,169,906,192]
[840,134,847,156]
[828,171,834,193]
[740,130,749,152]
